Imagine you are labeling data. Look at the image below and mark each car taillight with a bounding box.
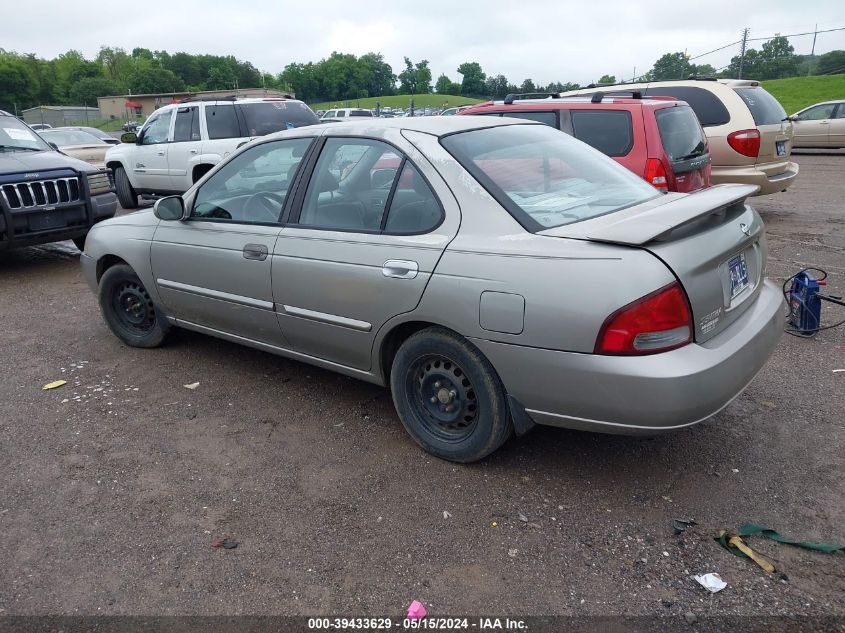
[644,158,669,192]
[727,129,761,157]
[595,282,692,355]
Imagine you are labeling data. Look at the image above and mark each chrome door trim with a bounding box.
[281,305,372,332]
[157,278,275,310]
[382,259,419,279]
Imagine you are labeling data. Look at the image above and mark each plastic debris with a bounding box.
[718,524,843,557]
[42,380,67,390]
[672,518,697,534]
[183,382,200,390]
[833,369,844,373]
[694,573,727,593]
[517,511,528,523]
[406,600,426,620]
[443,511,452,519]
[717,531,775,573]
[211,537,238,549]
[508,548,518,557]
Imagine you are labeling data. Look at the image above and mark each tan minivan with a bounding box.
[563,78,798,195]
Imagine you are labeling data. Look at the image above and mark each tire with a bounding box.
[113,166,138,209]
[390,327,513,462]
[98,264,169,348]
[71,233,87,251]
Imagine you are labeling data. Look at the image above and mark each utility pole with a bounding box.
[808,23,818,76]
[738,27,750,79]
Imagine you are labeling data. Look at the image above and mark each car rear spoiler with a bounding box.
[540,184,759,246]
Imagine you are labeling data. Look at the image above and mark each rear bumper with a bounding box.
[711,162,799,196]
[472,279,785,435]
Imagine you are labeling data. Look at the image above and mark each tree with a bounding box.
[815,49,845,75]
[726,48,761,79]
[695,63,716,77]
[648,52,694,81]
[597,74,616,84]
[359,52,395,96]
[0,52,38,112]
[757,35,798,79]
[484,74,509,98]
[206,62,237,90]
[397,58,431,94]
[97,47,133,88]
[414,60,432,94]
[69,77,119,106]
[128,66,184,94]
[520,78,536,93]
[435,74,454,94]
[457,61,486,96]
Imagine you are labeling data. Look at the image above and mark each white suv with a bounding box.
[319,108,374,122]
[106,97,319,208]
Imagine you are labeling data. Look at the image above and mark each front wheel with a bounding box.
[390,327,513,462]
[113,166,138,209]
[98,264,169,348]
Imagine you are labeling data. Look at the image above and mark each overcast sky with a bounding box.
[5,0,844,86]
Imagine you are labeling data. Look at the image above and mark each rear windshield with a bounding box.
[654,105,708,162]
[570,110,633,156]
[441,124,659,231]
[237,102,320,135]
[350,110,373,117]
[733,88,787,126]
[644,86,730,127]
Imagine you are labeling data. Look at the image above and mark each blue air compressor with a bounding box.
[786,269,845,337]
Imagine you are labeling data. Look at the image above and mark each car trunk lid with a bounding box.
[539,184,766,343]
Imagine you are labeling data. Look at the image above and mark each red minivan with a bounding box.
[458,93,712,193]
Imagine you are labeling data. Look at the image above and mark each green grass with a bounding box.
[762,74,845,115]
[308,94,483,112]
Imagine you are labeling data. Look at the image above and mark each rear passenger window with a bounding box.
[571,110,633,156]
[173,107,200,142]
[643,87,730,127]
[506,111,558,127]
[384,163,443,234]
[733,88,786,126]
[205,105,241,139]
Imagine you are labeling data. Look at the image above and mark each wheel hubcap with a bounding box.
[410,355,478,441]
[113,282,155,333]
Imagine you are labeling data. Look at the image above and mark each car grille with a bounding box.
[1,177,81,210]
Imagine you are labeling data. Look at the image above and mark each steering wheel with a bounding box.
[246,191,285,223]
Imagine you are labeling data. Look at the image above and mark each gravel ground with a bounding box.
[0,153,843,627]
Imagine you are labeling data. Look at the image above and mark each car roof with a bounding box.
[469,96,677,109]
[274,115,537,138]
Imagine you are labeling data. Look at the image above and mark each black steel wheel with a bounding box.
[391,327,513,462]
[113,166,138,209]
[98,264,169,348]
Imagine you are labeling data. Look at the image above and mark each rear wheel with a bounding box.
[113,166,138,209]
[390,327,513,462]
[98,264,169,348]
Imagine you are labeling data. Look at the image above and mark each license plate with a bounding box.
[28,212,65,231]
[776,140,787,156]
[728,253,749,298]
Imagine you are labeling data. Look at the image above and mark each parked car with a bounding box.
[0,110,117,251]
[56,126,120,145]
[28,123,52,130]
[122,121,140,132]
[105,97,320,208]
[790,100,845,149]
[562,78,798,195]
[81,117,783,462]
[320,108,375,122]
[39,128,111,169]
[440,106,475,116]
[460,93,711,193]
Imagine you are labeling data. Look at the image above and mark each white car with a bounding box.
[105,97,319,208]
[319,108,374,122]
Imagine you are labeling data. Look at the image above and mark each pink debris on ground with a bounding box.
[406,600,427,620]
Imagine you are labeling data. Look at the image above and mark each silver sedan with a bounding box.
[80,117,784,462]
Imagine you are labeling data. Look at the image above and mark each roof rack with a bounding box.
[687,75,718,81]
[179,95,238,103]
[590,90,642,103]
[503,92,562,105]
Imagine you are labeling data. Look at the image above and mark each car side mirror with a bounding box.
[120,132,138,144]
[154,196,185,221]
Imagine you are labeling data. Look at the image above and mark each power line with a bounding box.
[690,25,845,60]
[690,40,742,60]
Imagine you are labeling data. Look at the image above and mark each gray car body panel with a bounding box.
[83,117,784,435]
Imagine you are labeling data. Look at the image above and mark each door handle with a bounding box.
[820,121,830,125]
[189,149,198,154]
[157,150,165,156]
[243,244,268,261]
[382,260,418,279]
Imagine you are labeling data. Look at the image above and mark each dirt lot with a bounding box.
[1,153,843,627]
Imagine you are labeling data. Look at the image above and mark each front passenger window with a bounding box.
[192,138,313,225]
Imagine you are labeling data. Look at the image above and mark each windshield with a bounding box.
[0,118,51,152]
[654,105,708,162]
[441,124,659,230]
[40,129,107,146]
